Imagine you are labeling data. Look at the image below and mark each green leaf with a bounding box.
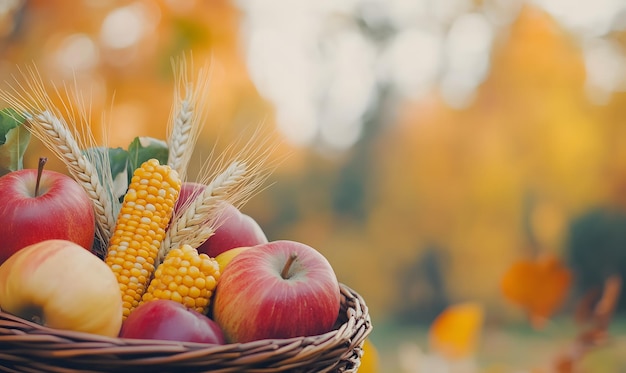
[107,147,130,201]
[0,108,26,145]
[126,136,169,185]
[83,146,130,201]
[108,147,129,178]
[82,138,169,203]
[0,108,29,175]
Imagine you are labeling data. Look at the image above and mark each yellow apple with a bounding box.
[214,246,253,273]
[0,239,123,337]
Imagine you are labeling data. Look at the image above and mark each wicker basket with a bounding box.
[0,284,371,373]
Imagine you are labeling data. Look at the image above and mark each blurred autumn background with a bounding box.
[2,0,626,372]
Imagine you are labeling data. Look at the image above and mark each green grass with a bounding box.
[367,317,626,373]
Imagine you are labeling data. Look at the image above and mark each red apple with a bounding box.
[0,158,95,264]
[0,239,123,337]
[174,182,268,257]
[212,240,341,343]
[120,299,225,344]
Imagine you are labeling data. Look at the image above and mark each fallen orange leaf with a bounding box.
[501,254,572,328]
[428,302,484,360]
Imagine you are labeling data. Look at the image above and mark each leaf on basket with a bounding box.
[501,254,572,329]
[0,108,29,176]
[428,301,484,360]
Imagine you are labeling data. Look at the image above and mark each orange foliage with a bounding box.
[0,0,280,174]
[428,302,484,360]
[501,254,572,328]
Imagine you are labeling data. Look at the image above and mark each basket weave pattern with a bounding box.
[0,284,371,372]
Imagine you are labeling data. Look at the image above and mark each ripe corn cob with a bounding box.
[105,158,181,319]
[142,244,220,314]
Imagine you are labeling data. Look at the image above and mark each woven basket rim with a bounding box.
[0,283,372,372]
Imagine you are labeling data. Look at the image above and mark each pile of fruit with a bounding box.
[0,104,343,346]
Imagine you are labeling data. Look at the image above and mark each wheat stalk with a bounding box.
[157,127,280,265]
[0,66,118,254]
[159,56,280,263]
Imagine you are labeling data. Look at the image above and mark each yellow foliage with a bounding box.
[0,0,276,173]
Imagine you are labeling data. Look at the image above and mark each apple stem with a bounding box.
[35,157,48,197]
[281,253,298,279]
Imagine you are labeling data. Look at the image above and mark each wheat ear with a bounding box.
[166,55,212,181]
[167,92,193,176]
[158,160,247,264]
[27,111,116,245]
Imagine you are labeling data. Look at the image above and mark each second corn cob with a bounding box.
[105,158,181,319]
[142,244,221,314]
